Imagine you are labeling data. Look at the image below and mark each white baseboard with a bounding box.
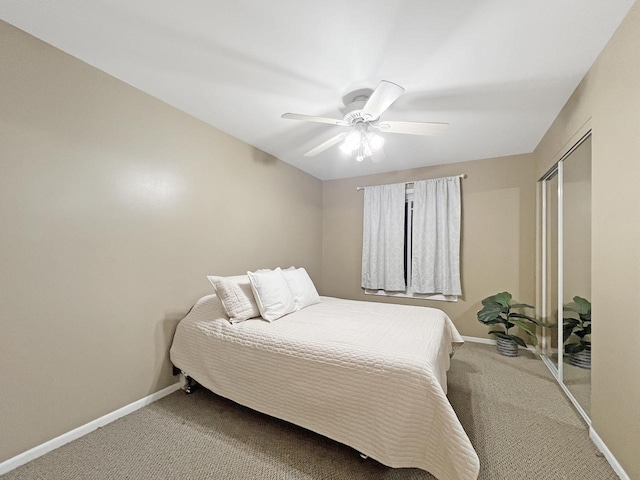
[462,335,537,352]
[590,427,630,480]
[0,382,181,476]
[461,335,496,345]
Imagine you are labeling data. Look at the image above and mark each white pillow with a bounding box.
[207,275,260,323]
[282,267,321,311]
[247,268,296,322]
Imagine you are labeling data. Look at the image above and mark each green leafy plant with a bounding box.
[563,296,591,354]
[477,292,543,347]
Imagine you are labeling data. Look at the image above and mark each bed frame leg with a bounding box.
[180,371,197,395]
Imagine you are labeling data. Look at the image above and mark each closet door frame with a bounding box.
[538,131,592,426]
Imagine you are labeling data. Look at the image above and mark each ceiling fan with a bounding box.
[282,80,448,161]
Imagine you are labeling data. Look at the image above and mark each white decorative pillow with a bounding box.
[247,268,296,322]
[207,275,260,323]
[282,267,321,311]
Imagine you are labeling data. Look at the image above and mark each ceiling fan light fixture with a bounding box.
[362,141,373,158]
[340,125,383,161]
[367,131,384,151]
[340,129,362,154]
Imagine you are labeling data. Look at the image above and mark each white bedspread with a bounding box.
[170,295,479,480]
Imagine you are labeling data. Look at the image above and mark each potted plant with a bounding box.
[563,296,591,369]
[477,292,543,357]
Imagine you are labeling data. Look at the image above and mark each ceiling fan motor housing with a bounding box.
[342,99,373,124]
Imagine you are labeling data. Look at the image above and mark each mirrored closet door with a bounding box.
[539,133,592,423]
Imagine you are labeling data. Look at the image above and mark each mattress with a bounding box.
[170,295,479,480]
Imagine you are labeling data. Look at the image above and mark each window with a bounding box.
[361,177,462,302]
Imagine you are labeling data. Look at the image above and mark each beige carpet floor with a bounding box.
[3,343,615,480]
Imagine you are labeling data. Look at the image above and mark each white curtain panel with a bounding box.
[361,183,406,291]
[411,177,462,296]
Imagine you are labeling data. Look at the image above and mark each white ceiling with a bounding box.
[0,1,635,180]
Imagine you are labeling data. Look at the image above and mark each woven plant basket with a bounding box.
[569,349,591,369]
[496,337,519,357]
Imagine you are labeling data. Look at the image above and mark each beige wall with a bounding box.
[322,154,536,339]
[0,21,322,463]
[533,2,640,476]
[3,0,639,475]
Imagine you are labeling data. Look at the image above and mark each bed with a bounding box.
[170,294,480,480]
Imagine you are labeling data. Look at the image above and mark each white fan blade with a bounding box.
[304,132,349,157]
[282,113,349,126]
[361,81,405,120]
[375,121,448,136]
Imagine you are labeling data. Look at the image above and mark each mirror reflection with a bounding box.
[562,136,592,416]
[540,134,591,420]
